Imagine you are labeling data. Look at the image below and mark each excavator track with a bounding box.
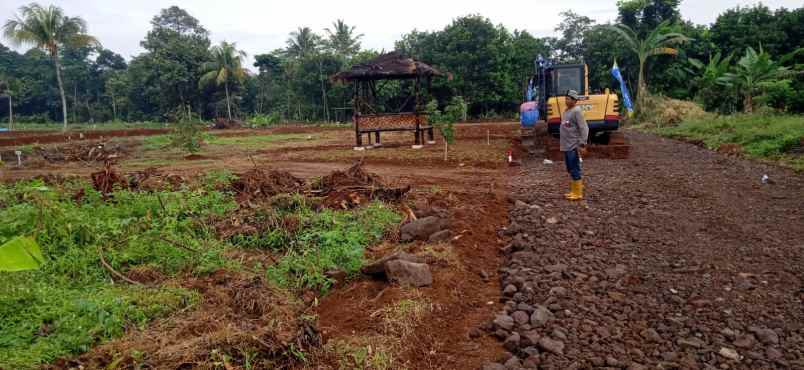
[544,131,631,161]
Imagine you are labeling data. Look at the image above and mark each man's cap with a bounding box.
[566,90,581,100]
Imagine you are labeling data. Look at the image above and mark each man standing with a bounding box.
[560,90,589,201]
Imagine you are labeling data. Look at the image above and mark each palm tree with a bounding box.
[199,41,247,121]
[610,21,689,109]
[3,3,98,131]
[286,27,320,59]
[717,46,802,113]
[324,20,363,58]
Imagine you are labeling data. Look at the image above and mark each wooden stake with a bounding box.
[487,129,490,145]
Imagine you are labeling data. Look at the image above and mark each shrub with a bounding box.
[169,120,205,154]
[248,112,282,128]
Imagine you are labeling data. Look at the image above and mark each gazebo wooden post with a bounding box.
[354,81,362,147]
[426,76,435,143]
[413,76,421,145]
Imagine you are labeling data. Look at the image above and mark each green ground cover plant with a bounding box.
[653,112,804,171]
[0,174,401,368]
[0,179,235,369]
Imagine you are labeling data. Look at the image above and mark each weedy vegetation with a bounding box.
[0,173,400,369]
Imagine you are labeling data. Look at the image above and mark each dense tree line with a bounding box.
[0,1,802,126]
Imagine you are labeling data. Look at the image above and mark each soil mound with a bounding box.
[51,272,319,370]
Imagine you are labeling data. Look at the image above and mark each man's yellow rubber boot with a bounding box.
[564,181,575,199]
[575,180,584,200]
[565,180,583,201]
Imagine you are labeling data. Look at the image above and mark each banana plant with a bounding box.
[688,52,733,90]
[717,46,803,113]
[610,20,690,109]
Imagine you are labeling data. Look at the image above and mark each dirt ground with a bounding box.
[6,121,801,369]
[3,123,517,370]
[488,129,804,369]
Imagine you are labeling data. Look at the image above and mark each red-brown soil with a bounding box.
[0,128,169,147]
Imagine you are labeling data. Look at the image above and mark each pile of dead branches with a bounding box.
[230,169,305,203]
[312,160,410,209]
[91,164,186,195]
[212,118,243,129]
[37,141,133,163]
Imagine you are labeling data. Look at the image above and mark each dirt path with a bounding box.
[486,130,804,369]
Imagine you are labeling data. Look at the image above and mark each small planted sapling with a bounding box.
[427,96,466,161]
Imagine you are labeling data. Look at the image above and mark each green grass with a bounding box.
[262,201,401,292]
[651,113,804,171]
[0,180,238,369]
[141,134,172,151]
[0,175,401,368]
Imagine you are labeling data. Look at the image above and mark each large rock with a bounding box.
[530,305,554,327]
[428,229,453,242]
[400,216,447,242]
[493,314,515,331]
[538,336,565,355]
[385,260,433,287]
[361,252,424,275]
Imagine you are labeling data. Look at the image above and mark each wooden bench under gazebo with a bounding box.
[332,52,444,149]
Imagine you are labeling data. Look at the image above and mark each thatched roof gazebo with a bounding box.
[332,52,445,149]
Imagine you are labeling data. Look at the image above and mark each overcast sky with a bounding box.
[1,0,800,67]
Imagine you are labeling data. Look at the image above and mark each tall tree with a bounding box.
[0,77,11,128]
[610,20,689,108]
[130,6,211,121]
[200,41,247,121]
[617,0,681,36]
[253,53,283,114]
[286,27,321,59]
[710,5,788,57]
[3,3,98,130]
[324,20,363,59]
[553,11,595,63]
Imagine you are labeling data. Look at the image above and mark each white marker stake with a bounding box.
[14,150,22,167]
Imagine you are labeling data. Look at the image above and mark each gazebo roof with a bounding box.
[332,52,443,82]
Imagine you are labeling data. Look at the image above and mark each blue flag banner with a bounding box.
[611,61,634,114]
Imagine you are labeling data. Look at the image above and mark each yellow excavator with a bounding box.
[521,58,630,159]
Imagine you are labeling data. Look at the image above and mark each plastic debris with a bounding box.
[761,174,769,184]
[543,159,554,165]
